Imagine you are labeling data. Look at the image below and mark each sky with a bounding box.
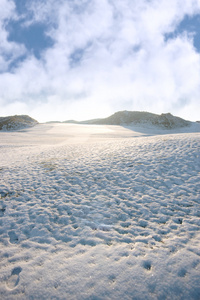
[0,0,200,122]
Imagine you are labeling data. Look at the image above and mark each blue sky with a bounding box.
[0,0,200,122]
[165,14,200,52]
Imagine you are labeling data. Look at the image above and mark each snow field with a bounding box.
[0,125,200,299]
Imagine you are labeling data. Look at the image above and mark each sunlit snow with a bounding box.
[0,123,200,299]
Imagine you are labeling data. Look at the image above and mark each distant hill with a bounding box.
[63,120,80,124]
[0,115,38,131]
[64,111,192,129]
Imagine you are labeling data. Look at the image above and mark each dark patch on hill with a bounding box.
[0,115,39,131]
[64,111,191,129]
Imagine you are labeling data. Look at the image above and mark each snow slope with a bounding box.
[0,123,200,299]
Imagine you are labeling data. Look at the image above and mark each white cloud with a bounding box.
[0,0,26,72]
[0,0,200,121]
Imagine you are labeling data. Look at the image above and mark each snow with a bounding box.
[0,123,200,299]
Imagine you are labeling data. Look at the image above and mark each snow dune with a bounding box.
[0,123,200,299]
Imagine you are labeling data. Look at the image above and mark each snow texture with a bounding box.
[0,123,200,299]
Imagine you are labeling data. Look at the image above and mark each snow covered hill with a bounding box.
[0,124,199,299]
[81,111,191,129]
[0,115,38,131]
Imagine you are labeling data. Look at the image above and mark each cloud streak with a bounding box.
[0,0,200,121]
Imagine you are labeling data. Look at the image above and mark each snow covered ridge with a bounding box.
[0,115,38,131]
[65,111,193,129]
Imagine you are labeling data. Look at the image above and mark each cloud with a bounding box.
[0,0,26,72]
[0,0,200,121]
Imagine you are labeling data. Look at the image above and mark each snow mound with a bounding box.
[82,111,191,129]
[0,115,38,131]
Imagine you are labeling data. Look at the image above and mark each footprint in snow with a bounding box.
[108,274,116,283]
[8,231,19,244]
[6,267,22,290]
[178,268,187,277]
[0,205,6,217]
[143,260,152,271]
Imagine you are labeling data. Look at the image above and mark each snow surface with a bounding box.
[0,123,200,299]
